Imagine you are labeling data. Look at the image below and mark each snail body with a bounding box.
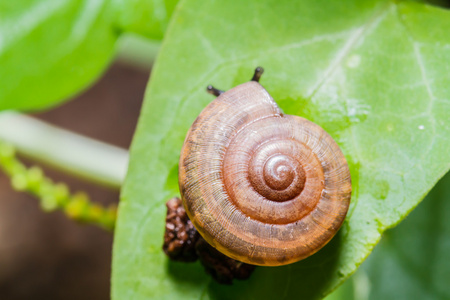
[179,68,351,266]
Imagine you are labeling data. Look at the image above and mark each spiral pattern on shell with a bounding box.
[179,81,351,266]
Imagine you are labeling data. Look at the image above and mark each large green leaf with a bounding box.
[113,0,450,299]
[0,0,177,111]
[326,171,450,300]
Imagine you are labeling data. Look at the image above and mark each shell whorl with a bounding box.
[179,81,351,266]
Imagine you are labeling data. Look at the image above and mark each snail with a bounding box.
[178,67,351,266]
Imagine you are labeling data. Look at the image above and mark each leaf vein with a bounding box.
[306,3,392,98]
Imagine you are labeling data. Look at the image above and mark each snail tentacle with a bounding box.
[251,66,264,82]
[206,85,224,97]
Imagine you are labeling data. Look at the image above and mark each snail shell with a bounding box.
[179,69,351,266]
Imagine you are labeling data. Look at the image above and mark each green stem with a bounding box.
[0,112,128,189]
[0,141,117,230]
[116,34,160,70]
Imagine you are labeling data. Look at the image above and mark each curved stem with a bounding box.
[0,112,128,189]
[0,141,117,230]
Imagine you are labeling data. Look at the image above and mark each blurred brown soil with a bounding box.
[0,63,149,300]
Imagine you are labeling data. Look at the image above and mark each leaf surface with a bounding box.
[326,171,450,300]
[0,0,177,111]
[113,0,450,299]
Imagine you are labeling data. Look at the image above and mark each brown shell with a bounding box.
[179,81,351,266]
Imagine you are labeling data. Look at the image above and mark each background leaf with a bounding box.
[113,0,450,299]
[0,0,177,111]
[326,171,450,300]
